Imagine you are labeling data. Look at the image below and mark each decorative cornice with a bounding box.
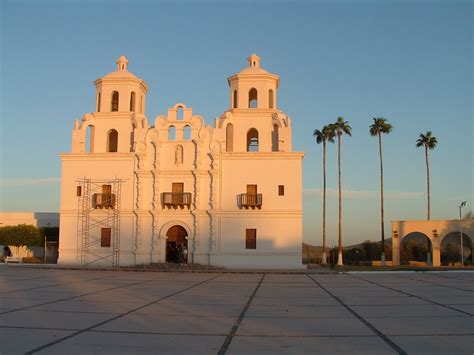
[60,153,134,161]
[221,152,304,159]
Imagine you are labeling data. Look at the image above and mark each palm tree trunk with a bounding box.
[379,132,385,265]
[425,145,430,220]
[425,145,431,265]
[337,131,343,266]
[322,141,327,265]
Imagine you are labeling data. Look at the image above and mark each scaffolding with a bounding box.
[77,178,122,267]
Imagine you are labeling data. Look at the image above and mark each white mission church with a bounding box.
[58,54,304,269]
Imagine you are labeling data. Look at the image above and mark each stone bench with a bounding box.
[5,256,22,264]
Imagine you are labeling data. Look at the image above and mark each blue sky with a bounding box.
[1,0,472,246]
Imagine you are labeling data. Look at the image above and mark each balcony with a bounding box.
[92,193,116,209]
[161,192,192,209]
[238,193,262,209]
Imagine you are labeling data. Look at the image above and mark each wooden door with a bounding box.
[247,185,257,205]
[172,183,184,204]
[102,185,112,194]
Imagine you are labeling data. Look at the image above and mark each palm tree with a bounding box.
[370,118,393,266]
[333,117,352,266]
[416,131,438,266]
[313,125,335,265]
[416,131,438,220]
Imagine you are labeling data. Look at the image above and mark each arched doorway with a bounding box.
[441,232,472,266]
[400,232,431,265]
[166,225,188,263]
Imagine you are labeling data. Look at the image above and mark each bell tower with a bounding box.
[222,54,289,153]
[227,53,279,110]
[93,55,148,115]
[72,56,149,154]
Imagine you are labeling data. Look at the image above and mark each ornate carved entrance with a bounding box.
[166,225,188,263]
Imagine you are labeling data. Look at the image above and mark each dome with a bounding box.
[102,55,138,79]
[228,54,280,88]
[237,53,271,75]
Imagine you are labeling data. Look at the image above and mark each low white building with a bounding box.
[0,212,59,227]
[58,54,304,268]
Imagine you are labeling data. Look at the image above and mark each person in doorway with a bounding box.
[170,244,177,263]
[177,244,183,265]
[182,245,188,265]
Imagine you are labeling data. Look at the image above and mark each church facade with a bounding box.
[58,54,304,269]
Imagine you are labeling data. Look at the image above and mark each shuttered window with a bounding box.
[246,229,257,249]
[101,228,111,247]
[278,185,284,196]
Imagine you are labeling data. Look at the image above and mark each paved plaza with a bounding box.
[0,266,473,354]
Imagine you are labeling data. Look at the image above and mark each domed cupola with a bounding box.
[227,54,280,110]
[93,56,149,114]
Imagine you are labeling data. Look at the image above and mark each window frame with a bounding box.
[278,185,285,196]
[101,228,111,248]
[245,229,257,250]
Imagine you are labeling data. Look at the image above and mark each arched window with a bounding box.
[268,89,274,109]
[111,91,119,112]
[86,125,95,153]
[107,129,118,152]
[97,92,101,112]
[233,90,238,109]
[177,106,183,120]
[226,123,234,152]
[130,92,136,112]
[249,88,258,108]
[184,125,191,140]
[169,126,176,141]
[247,128,259,152]
[272,124,279,152]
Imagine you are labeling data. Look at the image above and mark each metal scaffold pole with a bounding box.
[77,178,123,267]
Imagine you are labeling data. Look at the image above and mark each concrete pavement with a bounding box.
[0,266,472,354]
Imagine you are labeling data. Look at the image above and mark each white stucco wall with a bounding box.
[59,54,305,269]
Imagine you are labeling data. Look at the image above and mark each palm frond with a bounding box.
[416,131,437,149]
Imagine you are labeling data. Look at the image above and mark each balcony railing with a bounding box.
[238,193,263,209]
[92,193,116,209]
[162,192,192,208]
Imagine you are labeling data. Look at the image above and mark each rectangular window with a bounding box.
[101,228,111,247]
[76,186,82,197]
[246,229,257,249]
[278,185,284,196]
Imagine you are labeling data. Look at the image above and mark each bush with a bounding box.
[0,224,43,247]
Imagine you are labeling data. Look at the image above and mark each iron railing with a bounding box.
[238,193,263,208]
[162,192,192,208]
[92,193,116,209]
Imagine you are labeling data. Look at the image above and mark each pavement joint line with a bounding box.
[0,275,115,295]
[0,273,174,315]
[386,273,474,293]
[427,273,474,281]
[346,273,474,317]
[24,273,223,354]
[1,325,472,338]
[307,274,408,355]
[218,273,265,355]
